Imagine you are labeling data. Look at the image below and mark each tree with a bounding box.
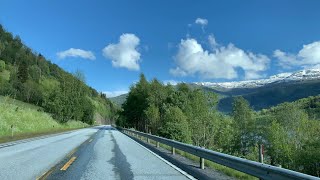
[73,69,86,83]
[232,97,255,156]
[184,89,218,148]
[28,65,41,82]
[121,73,150,131]
[0,60,5,72]
[160,106,191,143]
[22,80,42,104]
[144,104,160,134]
[266,103,309,169]
[17,60,28,83]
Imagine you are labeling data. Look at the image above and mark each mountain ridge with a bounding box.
[112,68,320,113]
[194,68,320,89]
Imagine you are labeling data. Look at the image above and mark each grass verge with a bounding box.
[0,96,90,143]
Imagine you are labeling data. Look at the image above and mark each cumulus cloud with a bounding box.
[57,48,95,60]
[102,34,141,71]
[274,41,320,69]
[195,18,208,26]
[170,35,270,80]
[103,90,128,98]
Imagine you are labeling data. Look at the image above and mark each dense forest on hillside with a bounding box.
[0,25,117,125]
[215,80,320,113]
[118,74,320,177]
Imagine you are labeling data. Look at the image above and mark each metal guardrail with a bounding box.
[119,127,319,180]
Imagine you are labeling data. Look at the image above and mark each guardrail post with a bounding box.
[147,131,151,143]
[156,142,159,148]
[200,157,205,169]
[171,147,175,155]
[259,144,264,163]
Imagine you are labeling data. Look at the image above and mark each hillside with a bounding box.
[112,80,320,113]
[0,24,117,125]
[191,69,320,112]
[0,96,88,143]
[110,93,128,107]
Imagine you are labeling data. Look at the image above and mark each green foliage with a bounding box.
[110,93,128,106]
[17,60,28,83]
[120,74,320,177]
[232,97,256,156]
[144,104,160,134]
[160,106,191,143]
[0,60,5,72]
[0,24,117,125]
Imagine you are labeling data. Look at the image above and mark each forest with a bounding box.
[0,24,117,125]
[118,74,320,177]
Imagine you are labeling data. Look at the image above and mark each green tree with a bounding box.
[160,106,191,143]
[28,65,41,82]
[122,73,150,131]
[0,60,5,72]
[232,97,255,156]
[73,69,86,83]
[17,61,28,83]
[144,104,161,134]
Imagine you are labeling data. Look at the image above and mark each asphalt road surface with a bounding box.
[0,125,192,180]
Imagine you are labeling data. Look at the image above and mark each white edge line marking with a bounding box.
[120,131,197,180]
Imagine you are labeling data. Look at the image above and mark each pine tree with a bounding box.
[17,61,28,83]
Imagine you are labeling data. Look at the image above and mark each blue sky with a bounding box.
[1,0,320,97]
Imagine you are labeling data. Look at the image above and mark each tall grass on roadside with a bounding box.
[0,96,88,137]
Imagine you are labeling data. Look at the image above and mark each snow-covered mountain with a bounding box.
[195,69,320,89]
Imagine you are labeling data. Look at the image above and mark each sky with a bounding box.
[1,0,320,97]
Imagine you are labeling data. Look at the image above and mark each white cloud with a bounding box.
[208,34,218,49]
[103,90,128,98]
[274,41,320,69]
[102,33,141,71]
[195,18,208,26]
[170,36,270,80]
[57,48,95,60]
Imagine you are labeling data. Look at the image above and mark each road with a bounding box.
[0,125,192,180]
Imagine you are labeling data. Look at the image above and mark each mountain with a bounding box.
[110,69,320,113]
[195,69,320,89]
[110,93,128,107]
[194,69,320,112]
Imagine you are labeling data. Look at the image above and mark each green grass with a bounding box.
[137,135,256,180]
[0,96,89,143]
[0,95,41,110]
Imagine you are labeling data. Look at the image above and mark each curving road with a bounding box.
[0,125,192,180]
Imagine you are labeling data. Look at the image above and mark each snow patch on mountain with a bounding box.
[195,69,320,89]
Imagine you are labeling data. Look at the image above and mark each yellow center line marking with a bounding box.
[36,169,54,180]
[66,148,77,158]
[89,139,93,143]
[60,156,77,171]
